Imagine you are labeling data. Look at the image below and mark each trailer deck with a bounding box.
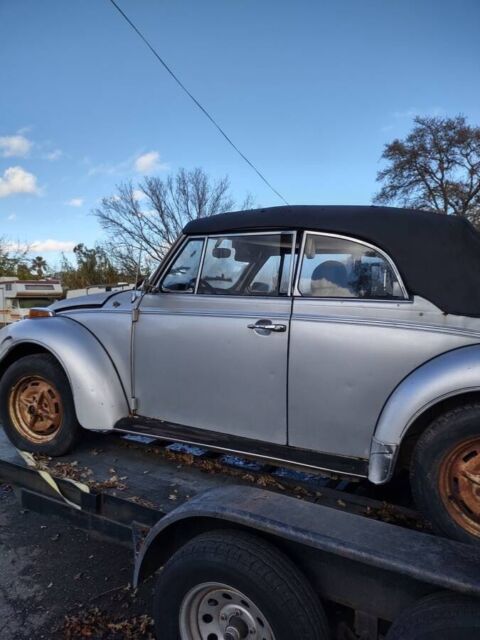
[1,428,479,639]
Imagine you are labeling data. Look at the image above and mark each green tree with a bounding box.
[374,115,480,226]
[30,255,48,278]
[59,244,124,290]
[0,238,28,277]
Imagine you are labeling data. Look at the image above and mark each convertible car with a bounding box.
[1,205,480,544]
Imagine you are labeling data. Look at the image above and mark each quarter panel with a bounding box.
[374,343,480,446]
[289,297,480,458]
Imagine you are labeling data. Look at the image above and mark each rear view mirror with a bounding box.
[212,247,232,259]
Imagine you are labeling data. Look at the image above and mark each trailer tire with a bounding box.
[386,591,480,639]
[0,353,80,456]
[152,529,329,640]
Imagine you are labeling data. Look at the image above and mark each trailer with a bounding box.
[0,277,63,326]
[0,428,479,640]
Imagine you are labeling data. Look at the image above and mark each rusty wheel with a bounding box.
[0,354,79,455]
[9,375,63,443]
[410,403,480,544]
[439,438,480,537]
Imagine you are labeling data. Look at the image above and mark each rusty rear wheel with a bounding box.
[439,438,480,538]
[410,403,480,545]
[0,353,80,455]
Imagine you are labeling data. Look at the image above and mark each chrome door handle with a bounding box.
[248,321,287,332]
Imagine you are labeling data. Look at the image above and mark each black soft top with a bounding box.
[184,205,480,317]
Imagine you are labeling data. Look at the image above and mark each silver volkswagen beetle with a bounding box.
[1,205,480,544]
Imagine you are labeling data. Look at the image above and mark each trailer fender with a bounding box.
[0,316,128,430]
[133,485,480,599]
[369,344,480,484]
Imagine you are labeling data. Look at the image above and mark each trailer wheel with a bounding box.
[410,404,480,544]
[0,354,80,456]
[386,591,480,639]
[153,529,329,640]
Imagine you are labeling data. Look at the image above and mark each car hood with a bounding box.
[50,291,122,312]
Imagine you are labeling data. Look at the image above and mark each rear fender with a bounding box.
[370,344,480,483]
[0,316,129,430]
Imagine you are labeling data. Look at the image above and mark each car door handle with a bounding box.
[247,321,287,333]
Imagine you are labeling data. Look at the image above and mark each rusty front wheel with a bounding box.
[0,354,80,455]
[439,438,480,538]
[9,375,63,444]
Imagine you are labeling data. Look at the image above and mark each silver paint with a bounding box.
[0,315,128,430]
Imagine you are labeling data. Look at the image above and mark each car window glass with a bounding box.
[161,238,204,293]
[299,234,404,299]
[198,233,293,296]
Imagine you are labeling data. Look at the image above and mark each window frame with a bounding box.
[159,236,206,294]
[158,230,297,297]
[294,231,409,301]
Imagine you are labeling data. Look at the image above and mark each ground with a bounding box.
[0,483,155,640]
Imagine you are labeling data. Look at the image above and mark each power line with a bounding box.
[107,0,289,206]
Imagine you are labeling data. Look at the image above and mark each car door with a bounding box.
[133,231,294,444]
[288,231,477,460]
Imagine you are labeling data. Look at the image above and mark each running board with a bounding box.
[114,417,368,479]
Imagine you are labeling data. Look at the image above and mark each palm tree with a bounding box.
[30,256,47,278]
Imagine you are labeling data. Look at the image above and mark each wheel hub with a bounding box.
[439,437,480,537]
[8,375,63,443]
[180,582,275,640]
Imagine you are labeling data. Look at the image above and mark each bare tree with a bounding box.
[374,115,480,226]
[95,168,253,274]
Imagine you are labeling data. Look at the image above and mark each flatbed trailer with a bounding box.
[0,429,479,640]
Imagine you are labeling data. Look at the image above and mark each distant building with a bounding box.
[0,277,63,325]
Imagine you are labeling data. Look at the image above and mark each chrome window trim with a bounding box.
[293,230,409,301]
[196,230,297,298]
[156,235,206,294]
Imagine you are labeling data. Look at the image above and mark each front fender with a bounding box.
[369,344,480,483]
[0,317,129,430]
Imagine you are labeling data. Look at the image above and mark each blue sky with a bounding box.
[1,0,479,267]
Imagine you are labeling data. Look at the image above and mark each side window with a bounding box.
[198,233,293,296]
[299,233,404,300]
[161,238,204,293]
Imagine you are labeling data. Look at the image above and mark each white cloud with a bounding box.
[0,134,32,157]
[134,151,168,174]
[7,213,17,221]
[0,166,40,198]
[65,197,84,207]
[133,189,147,201]
[44,148,62,161]
[30,239,76,253]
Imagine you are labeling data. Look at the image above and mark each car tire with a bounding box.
[386,591,480,640]
[410,403,480,544]
[0,353,80,456]
[153,529,330,640]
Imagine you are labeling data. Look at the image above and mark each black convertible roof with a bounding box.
[184,205,480,317]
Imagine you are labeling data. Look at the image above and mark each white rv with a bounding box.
[0,277,63,325]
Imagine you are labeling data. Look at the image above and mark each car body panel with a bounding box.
[289,296,480,458]
[133,292,291,444]
[374,343,480,447]
[0,315,129,430]
[61,290,135,396]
